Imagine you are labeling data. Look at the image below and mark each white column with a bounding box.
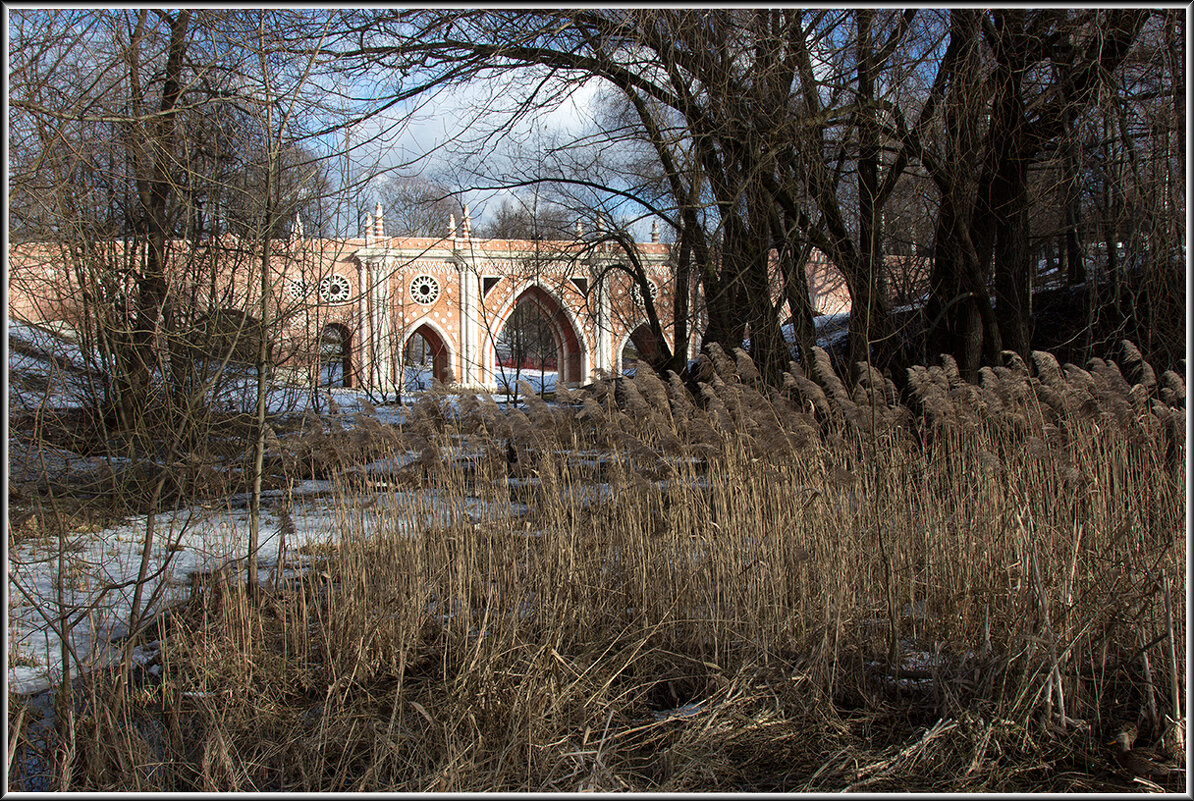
[372,257,392,391]
[357,260,370,390]
[457,258,471,385]
[359,254,392,392]
[462,252,486,388]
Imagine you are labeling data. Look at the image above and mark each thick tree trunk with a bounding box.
[988,35,1033,360]
[783,275,817,377]
[116,10,192,433]
[926,199,1001,382]
[992,182,1032,359]
[698,225,748,359]
[1062,106,1086,287]
[849,7,897,377]
[666,233,693,375]
[742,250,787,385]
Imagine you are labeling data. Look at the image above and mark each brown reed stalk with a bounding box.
[13,337,1184,792]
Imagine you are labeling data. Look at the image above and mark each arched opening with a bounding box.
[493,285,584,388]
[620,323,664,376]
[319,323,352,387]
[403,323,453,391]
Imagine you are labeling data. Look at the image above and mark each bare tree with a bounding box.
[475,194,573,240]
[317,11,932,383]
[367,175,458,237]
[6,9,386,688]
[903,9,1152,378]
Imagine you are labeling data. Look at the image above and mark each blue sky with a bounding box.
[332,62,626,239]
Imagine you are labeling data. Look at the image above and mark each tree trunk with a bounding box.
[779,236,819,377]
[1062,107,1085,287]
[117,10,192,433]
[849,8,895,376]
[989,129,1032,353]
[992,180,1032,359]
[926,198,1000,381]
[698,242,746,356]
[742,249,786,384]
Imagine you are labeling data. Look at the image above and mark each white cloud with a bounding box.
[326,67,614,234]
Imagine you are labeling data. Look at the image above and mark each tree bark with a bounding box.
[117,10,192,432]
[987,11,1033,359]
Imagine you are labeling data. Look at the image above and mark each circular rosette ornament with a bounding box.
[630,278,658,308]
[319,274,352,304]
[409,274,441,305]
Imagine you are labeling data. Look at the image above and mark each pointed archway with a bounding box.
[490,284,586,386]
[618,323,665,375]
[319,323,352,388]
[403,321,454,389]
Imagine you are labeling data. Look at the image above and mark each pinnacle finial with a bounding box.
[448,213,457,239]
[373,202,385,240]
[462,204,471,239]
[650,219,659,243]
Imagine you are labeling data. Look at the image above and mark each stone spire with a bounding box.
[448,212,456,239]
[373,201,385,241]
[292,214,304,241]
[575,218,584,239]
[462,204,471,240]
[364,212,374,245]
[650,219,659,243]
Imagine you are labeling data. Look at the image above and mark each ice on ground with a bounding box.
[494,368,558,395]
[7,479,532,695]
[5,315,546,697]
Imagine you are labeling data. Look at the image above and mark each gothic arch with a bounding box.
[484,282,589,385]
[616,323,673,374]
[318,323,353,388]
[402,318,456,386]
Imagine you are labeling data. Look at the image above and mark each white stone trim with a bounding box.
[401,316,458,384]
[480,278,591,388]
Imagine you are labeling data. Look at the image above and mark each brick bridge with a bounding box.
[6,204,855,394]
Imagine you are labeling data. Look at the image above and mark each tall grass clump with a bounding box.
[11,341,1184,792]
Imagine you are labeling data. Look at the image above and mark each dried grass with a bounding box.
[10,341,1185,792]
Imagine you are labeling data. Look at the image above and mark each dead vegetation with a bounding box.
[9,341,1186,792]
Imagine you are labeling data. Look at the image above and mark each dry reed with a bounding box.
[9,341,1185,792]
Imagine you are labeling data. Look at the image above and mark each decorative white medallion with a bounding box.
[287,280,307,301]
[631,279,658,308]
[319,274,352,304]
[409,274,441,305]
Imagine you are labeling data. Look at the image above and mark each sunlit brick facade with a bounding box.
[7,204,857,392]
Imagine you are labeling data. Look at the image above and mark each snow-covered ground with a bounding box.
[5,319,543,695]
[7,317,561,421]
[5,315,817,697]
[7,318,325,418]
[7,320,96,411]
[7,476,531,694]
[7,314,965,777]
[494,367,559,395]
[10,499,297,694]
